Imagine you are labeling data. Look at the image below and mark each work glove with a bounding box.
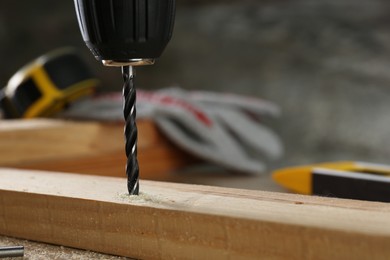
[63,87,283,174]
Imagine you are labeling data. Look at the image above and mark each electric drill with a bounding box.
[73,0,176,195]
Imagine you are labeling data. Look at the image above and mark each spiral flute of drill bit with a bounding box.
[122,66,139,195]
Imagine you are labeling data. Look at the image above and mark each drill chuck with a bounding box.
[74,0,175,66]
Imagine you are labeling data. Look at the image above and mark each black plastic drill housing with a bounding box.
[74,0,175,62]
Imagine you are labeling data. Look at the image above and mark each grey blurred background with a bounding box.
[2,0,390,169]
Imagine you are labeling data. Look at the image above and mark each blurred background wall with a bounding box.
[1,0,390,169]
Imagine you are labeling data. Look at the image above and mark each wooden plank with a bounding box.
[0,119,124,163]
[0,119,171,163]
[0,168,390,259]
[13,146,193,181]
[0,119,197,179]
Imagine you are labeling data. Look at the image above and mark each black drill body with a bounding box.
[74,0,175,62]
[74,0,176,195]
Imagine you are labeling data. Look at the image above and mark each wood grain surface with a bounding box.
[0,168,390,259]
[0,119,196,180]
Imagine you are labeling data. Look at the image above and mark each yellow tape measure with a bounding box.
[0,48,99,118]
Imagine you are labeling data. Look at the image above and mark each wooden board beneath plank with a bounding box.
[0,168,390,259]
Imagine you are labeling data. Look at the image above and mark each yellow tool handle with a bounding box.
[272,161,390,195]
[0,48,99,119]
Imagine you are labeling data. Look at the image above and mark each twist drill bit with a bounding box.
[122,66,139,195]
